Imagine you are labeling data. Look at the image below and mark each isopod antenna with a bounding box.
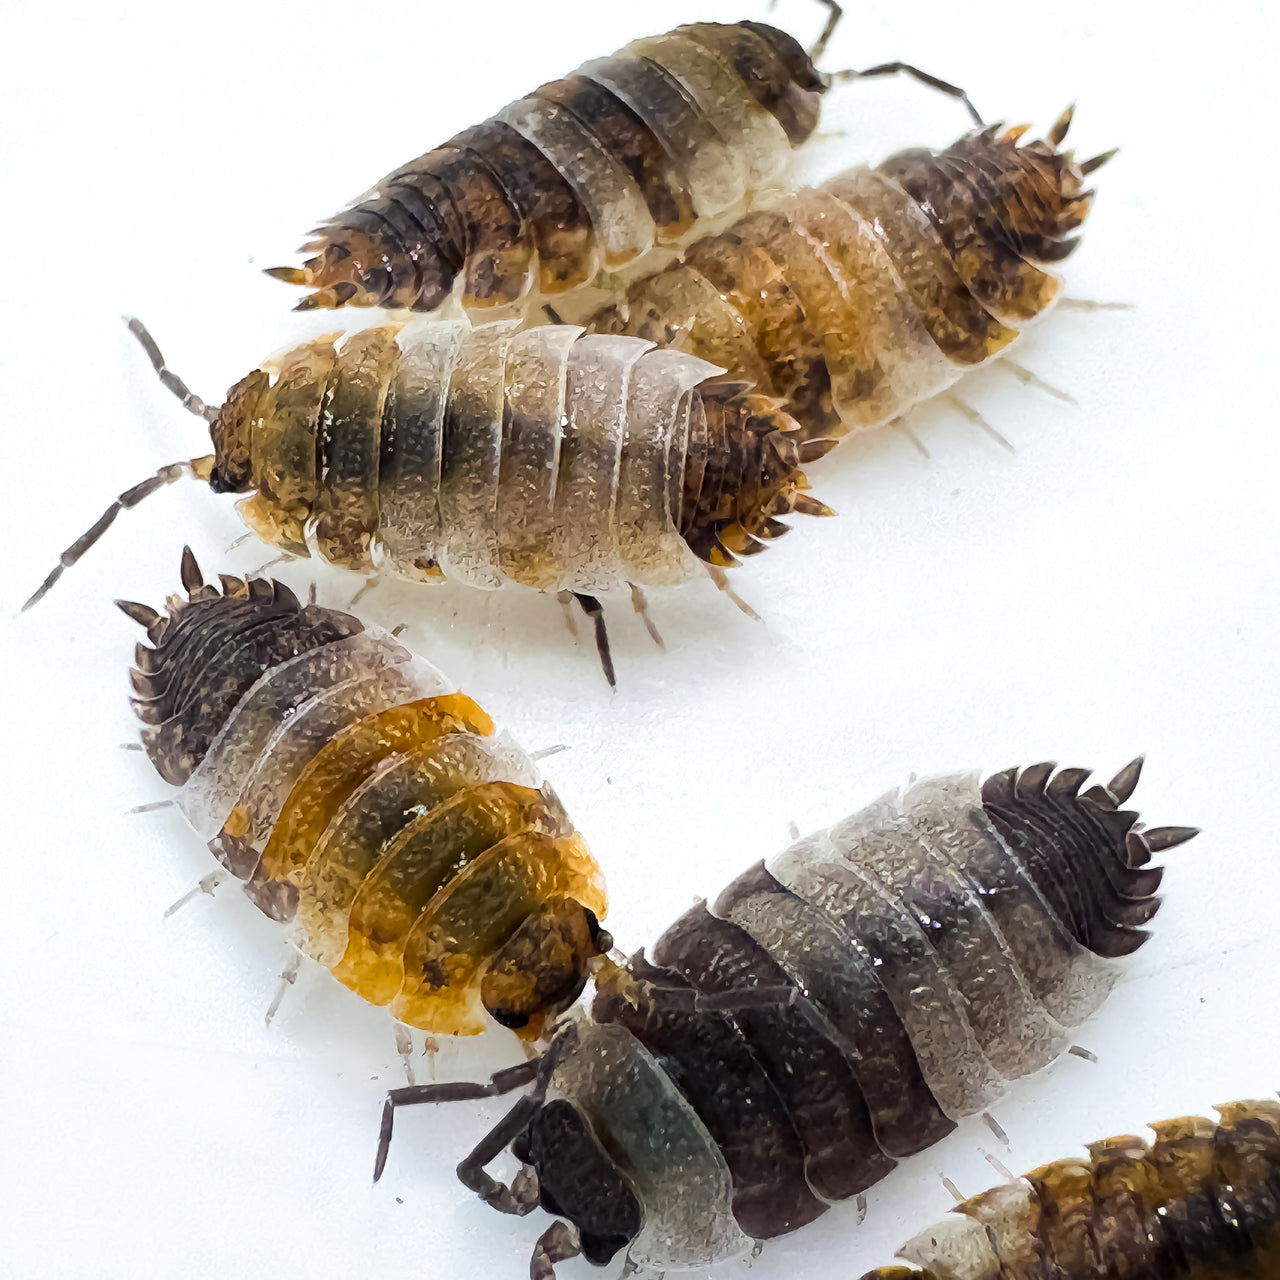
[21,318,216,612]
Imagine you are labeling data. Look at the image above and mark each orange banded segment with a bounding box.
[258,693,493,883]
[333,782,569,1004]
[392,830,606,1034]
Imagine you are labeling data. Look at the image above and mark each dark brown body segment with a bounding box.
[593,951,826,1239]
[652,902,897,1201]
[859,1101,1280,1280]
[129,574,361,784]
[270,22,824,312]
[536,75,697,243]
[713,861,957,1158]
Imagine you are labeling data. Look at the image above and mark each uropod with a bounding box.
[120,553,609,1040]
[375,758,1197,1277]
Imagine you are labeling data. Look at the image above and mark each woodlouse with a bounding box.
[588,110,1115,443]
[264,8,978,315]
[857,1099,1280,1280]
[26,314,835,681]
[374,759,1198,1277]
[120,553,609,1039]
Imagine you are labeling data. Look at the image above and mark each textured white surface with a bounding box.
[1,1,1278,1277]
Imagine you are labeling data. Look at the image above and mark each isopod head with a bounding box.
[481,898,614,1030]
[207,367,270,494]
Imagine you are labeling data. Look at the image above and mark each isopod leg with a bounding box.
[394,1023,416,1086]
[456,1094,542,1215]
[805,0,843,63]
[629,583,665,651]
[1000,359,1078,407]
[705,563,760,620]
[373,1058,541,1182]
[571,593,616,690]
[263,951,301,1028]
[832,62,983,127]
[1058,297,1135,312]
[530,1220,581,1280]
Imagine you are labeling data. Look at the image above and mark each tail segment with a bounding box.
[878,109,1112,321]
[681,383,835,567]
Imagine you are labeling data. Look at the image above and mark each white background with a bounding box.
[2,1,1279,1277]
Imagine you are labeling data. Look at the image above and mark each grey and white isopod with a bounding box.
[24,315,834,684]
[374,758,1197,1278]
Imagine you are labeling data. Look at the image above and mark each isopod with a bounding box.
[374,759,1198,1277]
[265,6,978,315]
[120,552,609,1039]
[589,110,1115,443]
[26,315,835,682]
[857,1098,1280,1280]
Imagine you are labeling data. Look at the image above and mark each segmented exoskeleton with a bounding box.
[375,759,1197,1278]
[265,8,984,317]
[120,554,609,1039]
[590,110,1114,444]
[26,316,833,681]
[266,19,832,313]
[859,1099,1280,1280]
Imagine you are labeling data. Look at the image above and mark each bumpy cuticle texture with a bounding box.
[592,116,1100,442]
[493,760,1194,1272]
[123,554,607,1038]
[268,22,825,312]
[859,1100,1280,1280]
[205,320,828,592]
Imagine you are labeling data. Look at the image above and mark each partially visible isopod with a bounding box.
[26,316,834,681]
[120,552,609,1039]
[591,110,1115,442]
[375,758,1198,1277]
[857,1098,1280,1280]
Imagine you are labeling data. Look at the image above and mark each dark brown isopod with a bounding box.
[374,758,1197,1277]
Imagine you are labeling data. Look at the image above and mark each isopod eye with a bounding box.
[584,909,612,955]
[481,897,608,1034]
[207,464,239,495]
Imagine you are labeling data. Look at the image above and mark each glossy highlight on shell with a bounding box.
[591,112,1112,442]
[376,758,1197,1275]
[859,1099,1280,1280]
[122,553,608,1038]
[266,21,826,313]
